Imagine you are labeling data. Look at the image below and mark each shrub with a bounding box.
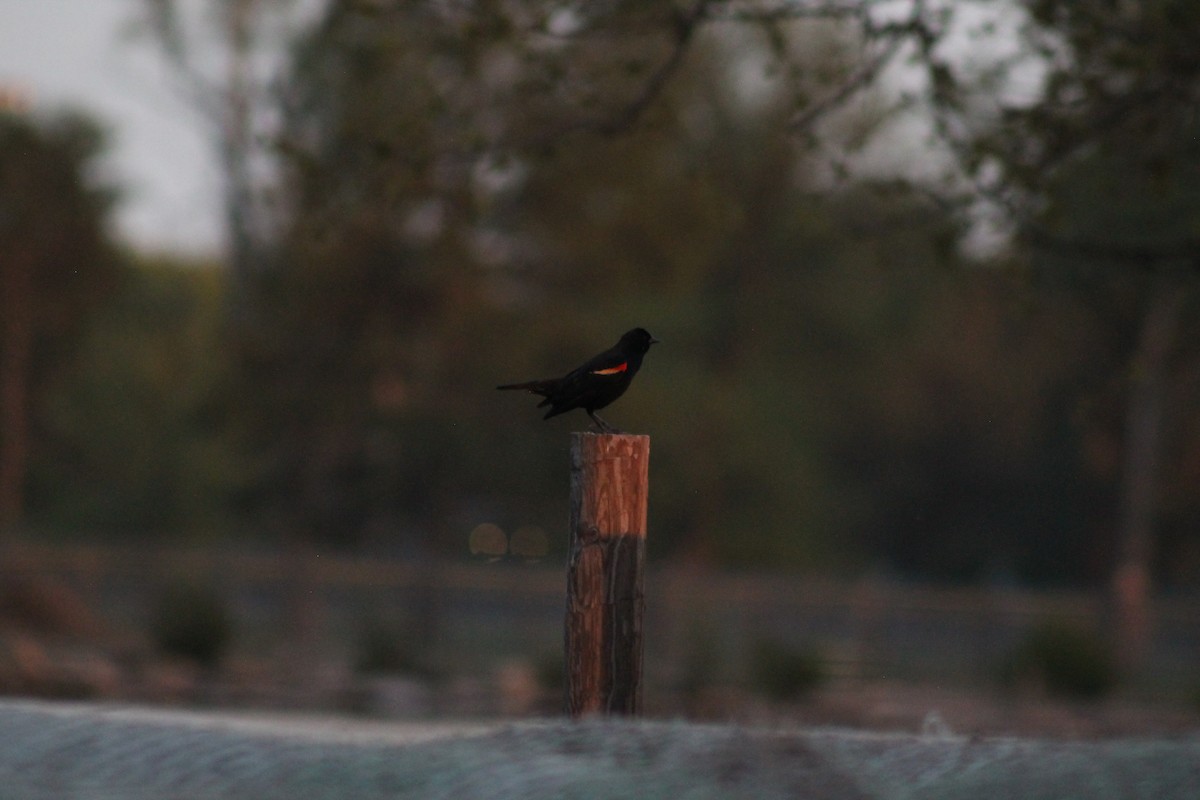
[354,619,422,676]
[1003,620,1117,700]
[677,622,721,703]
[533,650,564,694]
[151,583,233,669]
[750,638,825,701]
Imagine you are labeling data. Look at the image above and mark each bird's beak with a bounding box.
[650,337,661,345]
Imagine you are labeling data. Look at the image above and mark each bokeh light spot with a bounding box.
[468,523,507,556]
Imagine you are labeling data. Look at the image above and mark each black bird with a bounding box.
[497,328,659,433]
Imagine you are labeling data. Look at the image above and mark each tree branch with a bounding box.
[788,35,903,132]
[539,0,713,143]
[705,0,864,24]
[533,0,934,147]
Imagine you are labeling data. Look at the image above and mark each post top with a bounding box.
[572,432,650,440]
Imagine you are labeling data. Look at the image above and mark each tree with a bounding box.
[916,0,1200,667]
[237,0,971,558]
[136,0,307,321]
[0,111,118,531]
[28,255,236,537]
[148,0,1193,595]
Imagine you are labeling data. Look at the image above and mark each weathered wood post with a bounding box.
[565,432,649,717]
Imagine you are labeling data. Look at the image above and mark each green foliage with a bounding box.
[192,0,1151,584]
[355,630,407,676]
[1002,620,1118,700]
[14,0,1200,596]
[749,638,825,702]
[151,582,234,669]
[0,110,120,527]
[246,0,1017,572]
[926,0,1200,587]
[28,256,240,536]
[0,110,118,366]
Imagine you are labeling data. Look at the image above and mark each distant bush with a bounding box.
[750,638,825,701]
[533,650,564,694]
[677,622,721,703]
[151,583,233,669]
[1002,620,1117,700]
[354,619,421,676]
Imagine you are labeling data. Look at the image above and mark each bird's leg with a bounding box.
[588,411,623,435]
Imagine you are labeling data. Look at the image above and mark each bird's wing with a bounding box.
[589,362,628,375]
[576,347,630,377]
[540,348,626,407]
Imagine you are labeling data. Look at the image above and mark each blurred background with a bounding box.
[0,0,1198,731]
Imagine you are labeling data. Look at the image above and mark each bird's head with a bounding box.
[620,328,660,354]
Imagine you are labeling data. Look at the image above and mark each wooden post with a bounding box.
[565,433,649,717]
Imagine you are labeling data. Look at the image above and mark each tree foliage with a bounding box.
[0,111,119,528]
[913,0,1200,654]
[11,1,1200,594]
[28,257,237,536]
[228,0,939,553]
[211,0,1127,585]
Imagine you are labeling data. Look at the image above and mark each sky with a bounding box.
[0,0,223,256]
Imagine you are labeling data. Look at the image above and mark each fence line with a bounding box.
[2,540,1198,698]
[3,539,1196,618]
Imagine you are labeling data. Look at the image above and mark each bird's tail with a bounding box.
[496,379,556,395]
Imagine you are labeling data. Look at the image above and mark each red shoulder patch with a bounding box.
[591,362,628,375]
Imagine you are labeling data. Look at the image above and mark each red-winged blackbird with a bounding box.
[497,328,659,433]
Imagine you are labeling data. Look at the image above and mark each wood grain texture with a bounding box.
[565,433,649,717]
